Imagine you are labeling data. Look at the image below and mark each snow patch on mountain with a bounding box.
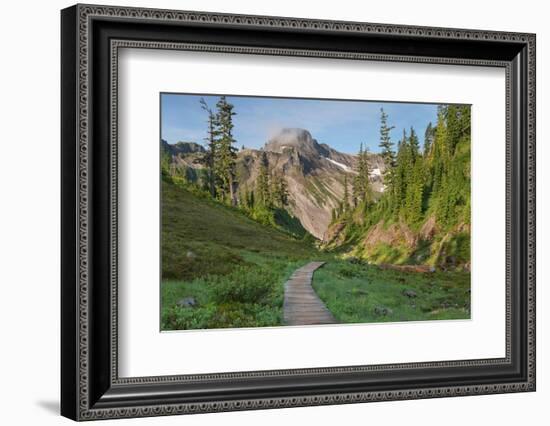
[324,157,357,173]
[370,167,382,177]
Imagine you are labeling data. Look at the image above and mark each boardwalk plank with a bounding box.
[283,261,337,326]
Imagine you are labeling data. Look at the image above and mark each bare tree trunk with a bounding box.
[209,169,215,198]
[228,174,236,206]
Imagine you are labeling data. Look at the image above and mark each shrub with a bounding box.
[211,266,278,305]
[161,305,216,330]
[250,205,276,227]
[337,263,363,278]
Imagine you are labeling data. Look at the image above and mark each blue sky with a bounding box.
[161,93,439,154]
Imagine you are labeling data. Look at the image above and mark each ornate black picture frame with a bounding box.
[61,4,536,421]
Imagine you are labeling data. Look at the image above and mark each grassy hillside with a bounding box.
[161,179,321,330]
[312,261,470,323]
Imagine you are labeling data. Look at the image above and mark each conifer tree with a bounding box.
[199,98,218,197]
[271,174,289,208]
[213,96,238,205]
[392,129,410,214]
[385,127,423,223]
[160,144,172,178]
[239,183,252,210]
[247,187,255,209]
[446,105,461,155]
[423,122,435,157]
[256,151,270,206]
[407,154,425,224]
[342,173,350,213]
[336,201,344,218]
[238,185,246,209]
[352,144,362,206]
[408,127,420,160]
[431,107,448,195]
[379,108,396,167]
[378,108,396,203]
[352,143,372,205]
[280,176,289,207]
[458,105,471,142]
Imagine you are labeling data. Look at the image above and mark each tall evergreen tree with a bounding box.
[256,151,270,206]
[458,105,471,142]
[279,176,289,207]
[423,122,435,157]
[247,186,255,209]
[239,183,254,210]
[408,127,420,161]
[446,105,462,155]
[271,174,289,208]
[379,108,396,167]
[378,108,396,203]
[352,143,372,205]
[431,107,448,195]
[405,133,424,224]
[199,98,218,197]
[242,184,249,209]
[214,96,238,205]
[342,173,350,213]
[391,129,410,214]
[160,144,172,178]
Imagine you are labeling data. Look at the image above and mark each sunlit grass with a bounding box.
[312,260,470,324]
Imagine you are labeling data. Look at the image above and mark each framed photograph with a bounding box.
[61,4,536,421]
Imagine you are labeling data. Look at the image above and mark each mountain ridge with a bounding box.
[163,128,386,239]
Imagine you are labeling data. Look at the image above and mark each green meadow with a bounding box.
[161,179,470,330]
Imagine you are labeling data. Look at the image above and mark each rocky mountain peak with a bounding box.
[264,128,327,158]
[162,139,206,156]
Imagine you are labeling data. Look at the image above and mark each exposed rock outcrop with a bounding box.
[362,220,417,250]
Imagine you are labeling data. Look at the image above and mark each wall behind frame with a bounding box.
[0,0,546,425]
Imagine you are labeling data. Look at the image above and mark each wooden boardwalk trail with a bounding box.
[283,261,337,326]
